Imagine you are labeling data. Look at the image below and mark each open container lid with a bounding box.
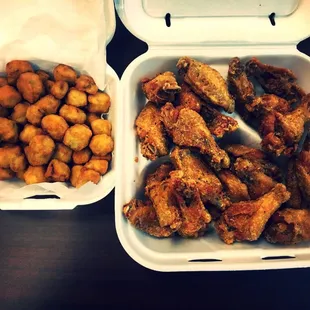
[115,0,310,45]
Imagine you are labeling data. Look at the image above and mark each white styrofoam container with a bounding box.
[0,0,118,210]
[115,0,310,271]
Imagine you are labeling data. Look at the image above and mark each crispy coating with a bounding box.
[86,112,101,125]
[0,106,9,117]
[123,199,175,238]
[75,75,98,95]
[10,154,27,172]
[25,104,44,126]
[36,70,50,82]
[145,164,182,230]
[0,77,8,87]
[45,159,70,182]
[75,167,101,188]
[218,170,250,203]
[90,119,112,136]
[50,80,69,99]
[84,159,108,175]
[59,104,86,124]
[178,83,203,113]
[246,57,305,102]
[25,135,55,166]
[36,94,60,115]
[141,71,181,104]
[63,124,92,151]
[89,134,114,156]
[41,115,69,141]
[265,209,310,245]
[226,144,265,160]
[0,145,22,168]
[170,147,229,209]
[234,158,277,199]
[11,102,30,124]
[72,148,91,164]
[0,117,18,143]
[286,158,303,209]
[227,57,255,105]
[45,80,54,94]
[0,168,15,180]
[19,124,43,144]
[6,60,33,85]
[200,104,238,138]
[24,166,46,184]
[295,148,310,203]
[0,85,22,108]
[70,165,83,187]
[177,57,235,112]
[53,64,77,85]
[88,92,111,113]
[53,143,72,163]
[161,102,230,169]
[66,88,87,107]
[16,72,43,103]
[215,184,290,244]
[135,102,168,160]
[170,172,212,237]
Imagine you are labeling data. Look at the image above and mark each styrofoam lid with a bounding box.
[115,0,310,45]
[106,0,116,45]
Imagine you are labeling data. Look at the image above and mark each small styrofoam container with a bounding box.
[115,0,310,271]
[0,0,118,210]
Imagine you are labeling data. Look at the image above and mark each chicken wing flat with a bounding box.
[145,164,182,230]
[215,183,290,244]
[226,144,265,160]
[170,147,229,209]
[161,102,230,169]
[123,199,174,237]
[234,158,277,199]
[218,170,250,203]
[177,57,235,113]
[200,104,238,138]
[286,159,303,209]
[141,71,181,104]
[265,209,310,245]
[170,172,212,237]
[246,57,306,102]
[135,102,169,160]
[178,83,203,113]
[227,57,255,105]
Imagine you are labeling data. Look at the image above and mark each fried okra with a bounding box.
[45,159,70,182]
[88,92,110,113]
[41,115,69,141]
[16,72,44,103]
[0,85,22,108]
[74,167,101,188]
[84,159,108,175]
[90,119,112,136]
[53,64,77,85]
[0,168,15,180]
[89,134,114,156]
[24,166,46,184]
[6,60,33,85]
[19,124,43,144]
[0,145,22,168]
[53,143,72,163]
[75,75,98,94]
[50,80,69,99]
[63,124,92,151]
[0,118,18,143]
[72,148,92,164]
[59,104,86,124]
[11,102,30,124]
[66,88,87,107]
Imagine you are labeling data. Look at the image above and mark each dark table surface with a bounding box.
[1,13,310,310]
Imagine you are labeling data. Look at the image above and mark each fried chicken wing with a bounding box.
[123,199,174,238]
[215,184,290,244]
[145,164,182,230]
[234,158,277,199]
[178,83,203,113]
[170,172,211,238]
[286,158,303,209]
[226,144,265,160]
[218,170,250,203]
[246,57,306,102]
[141,71,181,104]
[177,57,235,112]
[265,209,310,245]
[161,103,230,169]
[295,148,310,203]
[200,104,238,138]
[227,57,255,105]
[135,102,169,160]
[170,147,229,209]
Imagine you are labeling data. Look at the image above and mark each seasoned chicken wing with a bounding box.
[145,164,182,230]
[170,147,229,209]
[141,71,181,104]
[295,147,310,203]
[265,209,310,245]
[123,199,174,238]
[178,82,203,113]
[246,57,306,102]
[227,57,255,105]
[177,57,235,112]
[218,170,250,203]
[286,159,303,209]
[161,103,230,169]
[215,184,290,244]
[226,144,265,160]
[170,172,212,238]
[135,102,169,160]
